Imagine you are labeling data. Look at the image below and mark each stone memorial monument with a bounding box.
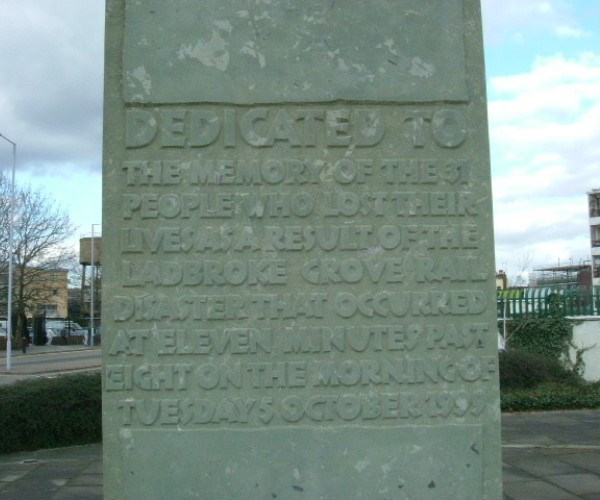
[103,0,502,497]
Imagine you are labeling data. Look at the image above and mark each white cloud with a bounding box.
[482,0,582,44]
[555,25,591,38]
[0,1,105,246]
[491,52,600,96]
[537,1,554,14]
[0,0,105,173]
[489,52,600,173]
[489,51,600,273]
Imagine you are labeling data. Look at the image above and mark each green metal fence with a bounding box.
[497,286,600,319]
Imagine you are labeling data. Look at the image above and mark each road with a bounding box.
[0,345,101,385]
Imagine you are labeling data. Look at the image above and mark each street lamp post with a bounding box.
[0,133,16,371]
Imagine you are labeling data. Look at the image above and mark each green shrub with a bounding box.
[501,383,600,412]
[0,372,102,453]
[500,349,600,412]
[499,349,582,390]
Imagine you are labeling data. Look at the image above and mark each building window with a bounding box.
[38,304,59,317]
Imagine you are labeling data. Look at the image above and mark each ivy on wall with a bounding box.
[506,295,574,361]
[508,316,572,359]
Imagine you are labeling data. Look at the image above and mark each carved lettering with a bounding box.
[334,290,487,318]
[122,193,234,219]
[238,192,314,218]
[155,328,273,356]
[106,363,192,391]
[108,355,496,393]
[302,257,404,284]
[311,356,497,387]
[112,290,487,322]
[122,157,473,187]
[114,100,493,435]
[381,159,470,185]
[121,258,288,287]
[115,389,487,426]
[189,158,325,186]
[113,293,328,322]
[125,107,385,149]
[105,323,489,357]
[403,108,468,149]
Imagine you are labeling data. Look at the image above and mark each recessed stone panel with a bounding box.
[122,0,468,104]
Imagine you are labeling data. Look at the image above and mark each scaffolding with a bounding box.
[529,262,592,290]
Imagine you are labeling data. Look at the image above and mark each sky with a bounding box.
[0,0,598,284]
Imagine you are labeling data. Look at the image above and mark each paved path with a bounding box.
[502,410,600,499]
[0,344,100,385]
[0,410,599,498]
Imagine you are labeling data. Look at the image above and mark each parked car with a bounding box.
[44,321,84,345]
[46,321,84,335]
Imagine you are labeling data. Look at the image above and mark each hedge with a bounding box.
[0,372,101,453]
[501,383,600,412]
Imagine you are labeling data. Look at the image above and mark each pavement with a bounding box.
[1,346,600,498]
[502,410,600,499]
[0,343,101,385]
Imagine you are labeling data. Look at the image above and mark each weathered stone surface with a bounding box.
[121,426,483,498]
[103,0,502,498]
[122,0,468,104]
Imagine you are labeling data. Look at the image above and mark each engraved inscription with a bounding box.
[106,323,491,357]
[106,355,497,392]
[114,390,487,426]
[119,224,481,254]
[126,108,385,149]
[125,107,470,150]
[121,259,288,287]
[119,190,480,220]
[123,157,470,187]
[111,102,494,429]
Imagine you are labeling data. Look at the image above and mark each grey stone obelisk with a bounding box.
[102,1,502,497]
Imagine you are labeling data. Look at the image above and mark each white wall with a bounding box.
[569,317,600,382]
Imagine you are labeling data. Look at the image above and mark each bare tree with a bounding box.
[0,173,76,344]
[508,249,535,287]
